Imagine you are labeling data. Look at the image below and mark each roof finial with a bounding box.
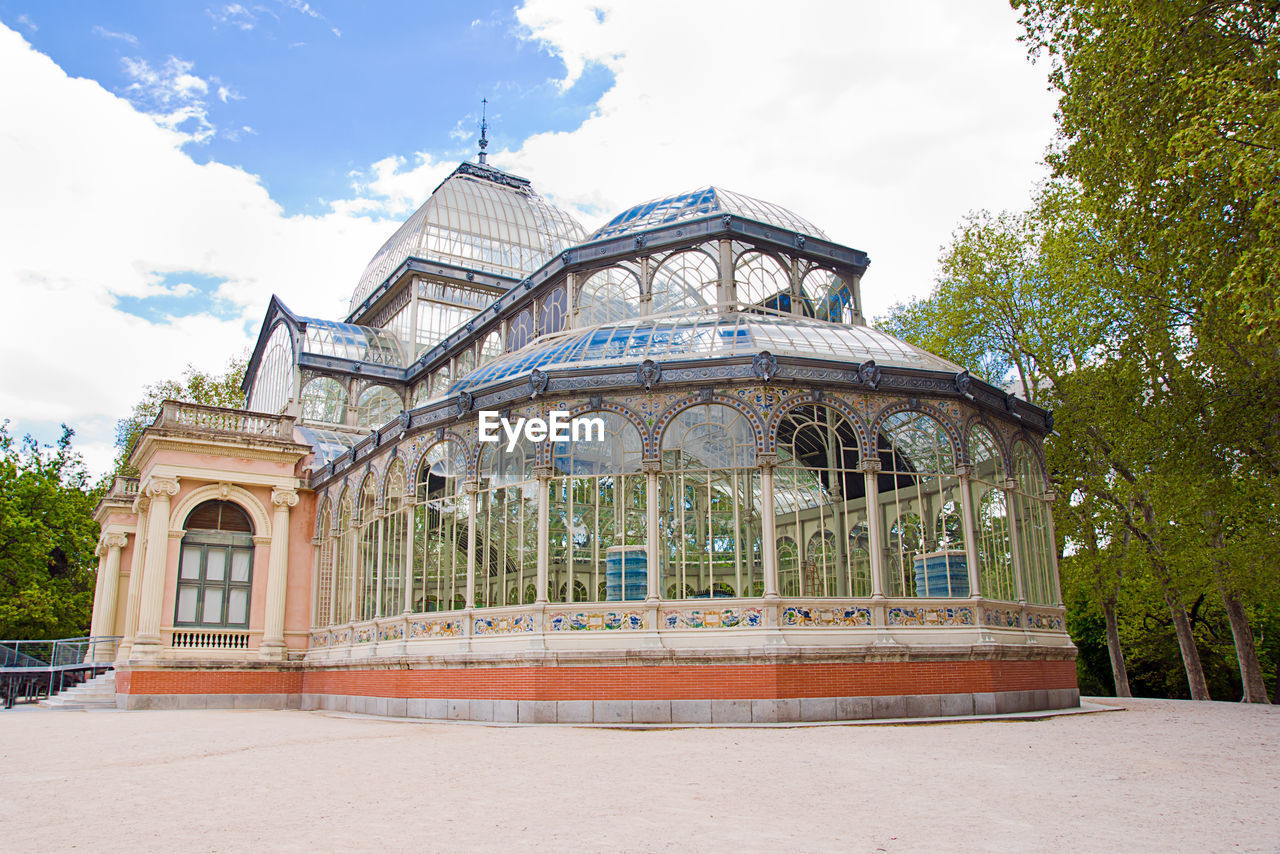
[478,97,489,165]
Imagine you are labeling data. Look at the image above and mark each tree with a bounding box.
[0,423,100,639]
[112,356,246,478]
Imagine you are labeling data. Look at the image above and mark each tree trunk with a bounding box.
[1164,588,1210,700]
[1220,587,1270,703]
[1102,597,1132,697]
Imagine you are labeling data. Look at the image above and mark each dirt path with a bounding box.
[1,697,1276,853]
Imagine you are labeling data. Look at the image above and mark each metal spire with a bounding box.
[478,98,489,165]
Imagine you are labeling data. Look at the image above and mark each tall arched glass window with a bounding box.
[577,266,642,327]
[1013,442,1056,605]
[176,500,254,628]
[540,284,567,335]
[300,377,347,424]
[412,440,469,612]
[549,412,646,604]
[434,363,453,398]
[355,476,379,621]
[659,403,761,599]
[334,488,354,623]
[969,425,1015,601]
[356,385,401,430]
[774,405,870,597]
[248,323,294,415]
[455,349,476,384]
[800,268,854,324]
[314,500,332,627]
[651,250,718,314]
[477,437,538,607]
[380,458,408,617]
[735,251,790,313]
[507,309,534,352]
[776,536,801,596]
[877,412,965,597]
[478,330,503,367]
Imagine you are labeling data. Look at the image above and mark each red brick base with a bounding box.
[119,658,1076,701]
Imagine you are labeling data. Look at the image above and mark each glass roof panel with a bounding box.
[350,163,587,313]
[300,317,404,366]
[587,186,828,242]
[295,425,363,471]
[452,310,961,393]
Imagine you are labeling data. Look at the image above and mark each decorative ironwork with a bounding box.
[637,359,662,390]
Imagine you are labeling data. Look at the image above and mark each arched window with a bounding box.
[176,500,254,628]
[507,309,534,352]
[540,284,568,335]
[969,425,1015,601]
[300,377,347,424]
[1013,442,1056,605]
[412,440,469,612]
[434,363,453,397]
[776,536,801,596]
[313,500,332,627]
[734,251,790,313]
[411,381,432,408]
[248,323,293,415]
[355,476,379,621]
[380,459,408,617]
[476,436,538,608]
[577,267,642,327]
[774,404,870,597]
[549,412,646,604]
[659,403,760,599]
[651,251,718,314]
[877,411,965,597]
[334,488,354,623]
[455,349,476,383]
[800,268,854,324]
[356,385,401,430]
[478,330,503,367]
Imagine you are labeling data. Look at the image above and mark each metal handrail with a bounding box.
[0,636,122,709]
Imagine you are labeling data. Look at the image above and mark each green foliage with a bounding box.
[0,423,100,639]
[112,356,247,478]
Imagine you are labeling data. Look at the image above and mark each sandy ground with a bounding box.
[1,698,1276,853]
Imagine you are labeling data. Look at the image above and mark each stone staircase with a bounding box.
[39,671,117,710]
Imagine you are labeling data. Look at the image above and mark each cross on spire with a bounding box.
[478,98,489,165]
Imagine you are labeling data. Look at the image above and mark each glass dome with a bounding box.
[453,310,961,393]
[587,187,827,242]
[350,162,587,313]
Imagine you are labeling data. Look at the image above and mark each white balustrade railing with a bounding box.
[157,400,294,441]
[170,630,251,650]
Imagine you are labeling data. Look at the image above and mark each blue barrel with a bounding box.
[605,548,648,601]
[912,552,969,597]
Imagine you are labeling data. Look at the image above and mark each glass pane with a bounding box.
[176,586,198,622]
[227,588,248,625]
[202,587,223,623]
[230,550,251,582]
[206,548,226,581]
[180,547,202,580]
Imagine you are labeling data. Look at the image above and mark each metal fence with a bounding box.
[0,636,120,709]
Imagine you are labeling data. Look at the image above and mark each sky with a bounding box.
[0,0,1059,478]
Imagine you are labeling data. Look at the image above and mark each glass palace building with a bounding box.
[89,150,1078,721]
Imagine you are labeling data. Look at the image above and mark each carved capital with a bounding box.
[100,532,129,552]
[754,452,778,470]
[955,463,972,478]
[1003,478,1019,491]
[859,457,882,474]
[144,476,180,499]
[271,486,300,509]
[532,465,555,481]
[640,458,663,475]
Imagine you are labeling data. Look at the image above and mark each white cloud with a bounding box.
[499,0,1057,319]
[15,14,35,32]
[209,4,257,31]
[0,2,1059,478]
[0,24,390,475]
[92,25,138,45]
